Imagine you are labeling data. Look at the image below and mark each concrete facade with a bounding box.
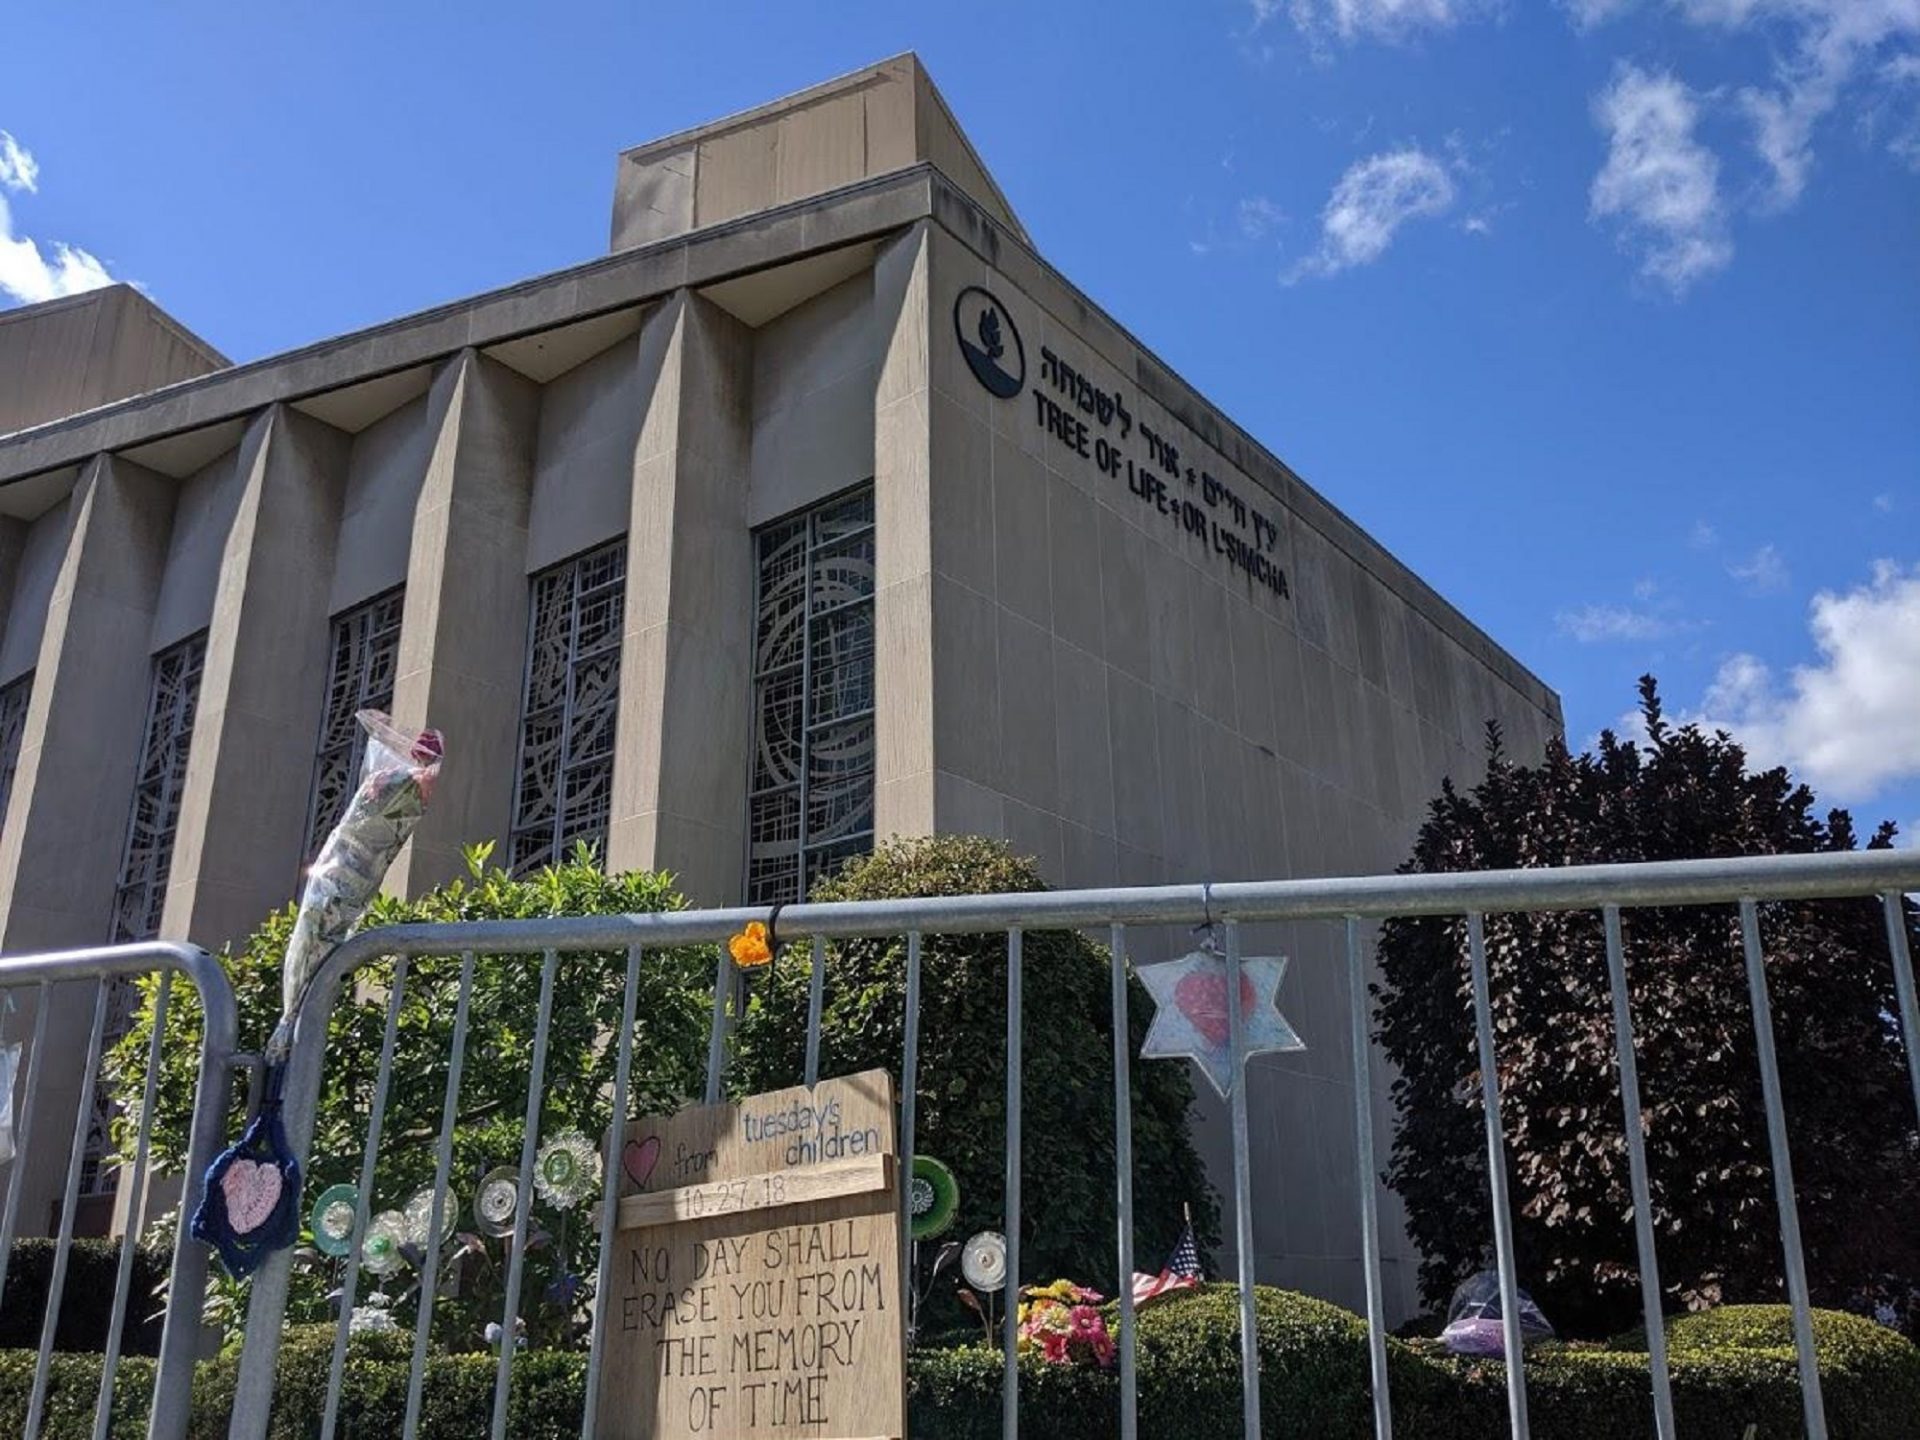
[0,56,1559,1315]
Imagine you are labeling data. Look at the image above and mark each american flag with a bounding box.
[1130,1222,1203,1308]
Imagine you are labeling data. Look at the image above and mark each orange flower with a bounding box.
[729,921,773,969]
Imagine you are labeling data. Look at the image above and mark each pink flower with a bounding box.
[1090,1330,1117,1367]
[1068,1305,1104,1338]
[1038,1329,1071,1365]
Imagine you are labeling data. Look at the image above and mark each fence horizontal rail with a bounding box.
[286,848,1920,988]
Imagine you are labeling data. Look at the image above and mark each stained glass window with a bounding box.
[0,672,31,841]
[303,589,404,861]
[509,539,625,875]
[747,486,875,904]
[112,635,206,947]
[98,632,206,1192]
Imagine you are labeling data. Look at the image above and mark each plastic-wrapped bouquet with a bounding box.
[194,712,441,1277]
[268,711,443,1061]
[1016,1279,1116,1368]
[1440,1270,1555,1356]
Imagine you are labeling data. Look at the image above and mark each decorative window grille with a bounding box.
[303,589,404,861]
[0,672,31,840]
[112,635,206,946]
[509,540,626,875]
[746,486,876,905]
[96,632,207,1192]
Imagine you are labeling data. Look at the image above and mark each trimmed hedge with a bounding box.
[0,1240,167,1356]
[5,1290,1917,1439]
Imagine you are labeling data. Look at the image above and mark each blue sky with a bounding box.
[2,0,1915,842]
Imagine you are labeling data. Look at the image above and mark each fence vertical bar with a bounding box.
[95,972,172,1440]
[1738,899,1827,1439]
[901,930,923,1325]
[24,978,111,1440]
[1110,923,1139,1440]
[320,958,412,1440]
[582,944,644,1439]
[1224,919,1261,1440]
[491,948,562,1440]
[1466,912,1530,1440]
[704,945,730,1105]
[1345,918,1392,1440]
[153,950,235,1440]
[1883,892,1920,1125]
[1601,906,1676,1440]
[0,978,53,1317]
[1002,927,1023,1440]
[403,952,477,1440]
[805,933,827,1089]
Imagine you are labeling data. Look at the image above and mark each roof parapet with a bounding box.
[611,53,1026,252]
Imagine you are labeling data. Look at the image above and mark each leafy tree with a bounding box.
[107,845,715,1349]
[730,835,1221,1309]
[1375,677,1919,1338]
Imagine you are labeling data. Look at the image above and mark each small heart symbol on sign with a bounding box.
[221,1158,284,1236]
[623,1136,662,1189]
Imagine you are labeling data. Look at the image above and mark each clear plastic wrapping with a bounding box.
[267,712,442,1060]
[1441,1269,1555,1356]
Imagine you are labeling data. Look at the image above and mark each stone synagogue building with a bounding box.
[0,57,1560,1319]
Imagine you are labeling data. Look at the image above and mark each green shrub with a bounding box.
[4,1294,1917,1439]
[0,1240,168,1355]
[732,836,1221,1303]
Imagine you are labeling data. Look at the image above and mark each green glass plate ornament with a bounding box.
[361,1210,408,1277]
[533,1132,599,1211]
[309,1183,360,1258]
[909,1156,960,1241]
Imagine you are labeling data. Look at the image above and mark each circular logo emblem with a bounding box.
[954,286,1025,399]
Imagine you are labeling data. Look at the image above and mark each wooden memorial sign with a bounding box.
[595,1069,905,1440]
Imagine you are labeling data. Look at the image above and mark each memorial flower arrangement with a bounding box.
[728,920,774,969]
[1016,1279,1115,1368]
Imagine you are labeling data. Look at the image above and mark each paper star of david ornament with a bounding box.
[1137,947,1305,1097]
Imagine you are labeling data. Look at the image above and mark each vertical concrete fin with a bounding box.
[608,291,755,903]
[871,223,935,838]
[387,348,538,894]
[0,452,174,1237]
[161,404,350,950]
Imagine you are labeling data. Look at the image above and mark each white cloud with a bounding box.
[0,132,38,194]
[1556,603,1685,641]
[1238,196,1288,238]
[1254,0,1493,43]
[1286,147,1456,281]
[1563,0,1640,26]
[1727,542,1789,593]
[0,131,118,308]
[1590,66,1733,294]
[1874,492,1897,513]
[1706,0,1919,205]
[1690,519,1721,548]
[1679,560,1920,799]
[1578,2,1920,202]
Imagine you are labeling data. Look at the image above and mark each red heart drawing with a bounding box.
[623,1136,662,1189]
[1174,969,1257,1050]
[221,1158,284,1235]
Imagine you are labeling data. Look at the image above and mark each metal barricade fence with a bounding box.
[3,849,1916,1440]
[0,942,236,1440]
